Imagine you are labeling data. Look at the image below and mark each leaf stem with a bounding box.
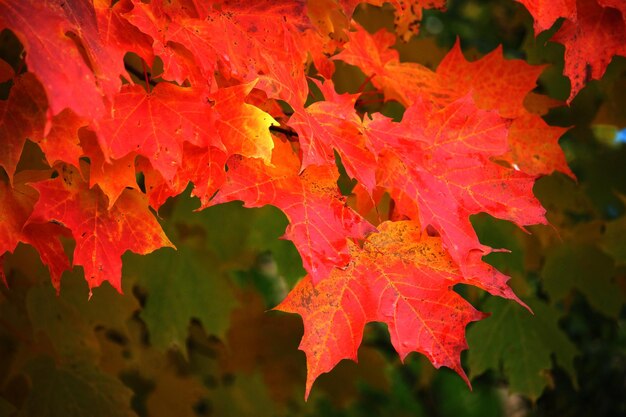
[356,73,376,94]
[141,61,151,92]
[269,125,299,141]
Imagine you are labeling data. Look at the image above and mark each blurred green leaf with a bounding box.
[129,246,237,353]
[472,214,525,274]
[533,174,597,228]
[244,205,306,285]
[26,284,100,363]
[209,372,278,417]
[601,215,626,265]
[432,370,502,417]
[170,197,305,285]
[306,361,427,417]
[232,254,288,308]
[467,296,578,401]
[20,357,136,417]
[59,271,138,331]
[542,243,622,317]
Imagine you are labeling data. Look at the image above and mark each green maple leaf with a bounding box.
[467,296,578,401]
[21,357,136,417]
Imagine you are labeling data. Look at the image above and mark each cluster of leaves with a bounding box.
[0,0,625,411]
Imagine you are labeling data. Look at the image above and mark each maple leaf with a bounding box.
[335,24,448,107]
[504,113,574,178]
[55,0,130,100]
[122,0,212,85]
[94,83,218,182]
[336,25,571,184]
[81,130,138,208]
[516,0,576,33]
[0,73,90,182]
[0,0,151,117]
[334,24,398,77]
[518,0,626,102]
[0,173,35,264]
[288,80,378,192]
[125,0,310,85]
[337,26,545,117]
[0,73,47,183]
[552,0,626,102]
[364,96,546,301]
[0,0,105,118]
[435,41,546,119]
[200,0,311,79]
[36,110,86,170]
[255,34,310,105]
[212,138,375,283]
[467,296,578,401]
[1,88,134,209]
[211,81,278,165]
[141,143,227,210]
[276,221,486,398]
[0,171,70,289]
[27,164,173,293]
[93,0,155,75]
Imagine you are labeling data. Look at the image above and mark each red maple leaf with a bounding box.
[212,138,375,283]
[552,0,626,102]
[124,0,310,85]
[277,221,485,398]
[336,24,572,184]
[336,25,546,117]
[0,73,47,183]
[0,0,105,118]
[37,110,86,170]
[335,24,447,107]
[211,81,278,164]
[93,0,155,76]
[0,171,70,289]
[518,0,626,101]
[288,80,378,192]
[365,96,546,300]
[504,113,574,178]
[81,130,139,208]
[122,0,212,85]
[94,83,218,182]
[27,164,173,293]
[141,143,227,210]
[435,42,546,119]
[516,0,577,33]
[0,74,89,182]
